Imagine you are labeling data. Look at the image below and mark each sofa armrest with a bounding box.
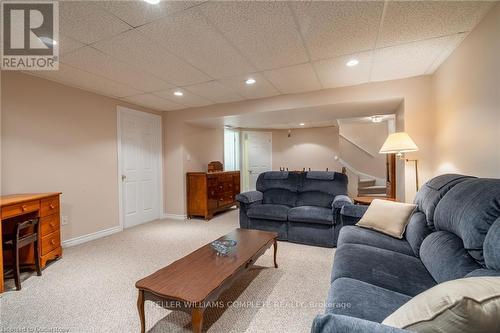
[332,195,353,210]
[235,191,263,205]
[340,205,368,227]
[312,314,410,333]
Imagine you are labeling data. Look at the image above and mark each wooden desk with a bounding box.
[0,193,62,293]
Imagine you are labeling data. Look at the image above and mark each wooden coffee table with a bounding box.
[135,228,278,333]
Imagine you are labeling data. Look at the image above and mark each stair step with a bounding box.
[358,178,376,187]
[358,185,387,195]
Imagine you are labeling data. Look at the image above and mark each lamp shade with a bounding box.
[379,132,419,154]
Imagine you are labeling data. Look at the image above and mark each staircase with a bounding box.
[358,178,387,197]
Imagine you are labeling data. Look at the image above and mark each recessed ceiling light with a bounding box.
[143,0,160,4]
[173,91,183,97]
[245,78,256,85]
[371,115,383,123]
[299,123,305,126]
[346,59,359,67]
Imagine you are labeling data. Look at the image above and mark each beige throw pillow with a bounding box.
[356,199,416,239]
[382,277,500,333]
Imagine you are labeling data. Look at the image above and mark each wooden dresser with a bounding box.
[0,193,62,293]
[187,171,240,220]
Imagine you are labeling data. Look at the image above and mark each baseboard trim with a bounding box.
[162,213,187,220]
[62,225,123,248]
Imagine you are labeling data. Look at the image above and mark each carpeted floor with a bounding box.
[0,209,334,333]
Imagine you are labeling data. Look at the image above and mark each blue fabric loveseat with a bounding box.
[312,174,500,333]
[236,171,351,248]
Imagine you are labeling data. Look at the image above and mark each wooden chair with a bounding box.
[3,218,42,290]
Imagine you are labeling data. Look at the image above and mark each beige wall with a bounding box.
[164,74,434,214]
[271,126,342,172]
[1,71,159,241]
[432,4,500,178]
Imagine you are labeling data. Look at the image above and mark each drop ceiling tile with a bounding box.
[154,89,213,108]
[93,29,211,86]
[427,33,467,74]
[122,94,185,111]
[61,46,172,92]
[200,2,308,70]
[314,51,372,89]
[27,64,141,98]
[183,81,245,104]
[263,63,322,94]
[139,8,255,78]
[58,35,85,55]
[100,0,199,28]
[371,35,462,82]
[378,1,495,48]
[291,1,383,60]
[217,73,280,100]
[59,1,131,44]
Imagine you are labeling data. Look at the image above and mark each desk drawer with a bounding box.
[1,200,40,219]
[40,196,60,217]
[41,231,61,256]
[40,215,60,236]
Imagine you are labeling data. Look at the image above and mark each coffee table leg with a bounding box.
[137,290,145,333]
[192,307,204,333]
[273,239,278,268]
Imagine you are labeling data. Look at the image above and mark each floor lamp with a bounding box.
[379,132,420,191]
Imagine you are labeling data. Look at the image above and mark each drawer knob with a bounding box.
[51,239,56,245]
[21,205,28,211]
[49,223,55,227]
[49,204,55,209]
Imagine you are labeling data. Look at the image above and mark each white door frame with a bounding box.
[117,106,163,230]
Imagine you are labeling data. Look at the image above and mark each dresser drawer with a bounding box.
[1,200,40,219]
[40,215,60,236]
[40,196,60,217]
[41,231,61,256]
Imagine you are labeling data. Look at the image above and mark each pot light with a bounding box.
[245,78,256,85]
[143,0,160,4]
[299,123,305,126]
[371,115,383,123]
[346,59,359,67]
[173,91,183,97]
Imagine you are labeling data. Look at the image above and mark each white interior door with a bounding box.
[118,107,162,228]
[246,131,272,190]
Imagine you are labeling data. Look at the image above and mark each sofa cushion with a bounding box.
[356,199,416,239]
[247,204,290,222]
[332,244,436,296]
[337,226,414,256]
[326,277,412,323]
[297,172,348,208]
[484,218,500,270]
[288,206,334,225]
[434,178,500,265]
[420,231,481,283]
[466,269,500,277]
[382,277,500,333]
[256,172,300,207]
[262,189,297,207]
[414,174,474,227]
[405,212,432,257]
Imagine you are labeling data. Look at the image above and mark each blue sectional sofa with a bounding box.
[236,171,351,248]
[312,174,500,333]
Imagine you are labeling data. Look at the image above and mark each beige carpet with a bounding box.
[0,209,334,332]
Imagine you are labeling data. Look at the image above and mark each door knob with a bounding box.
[121,175,126,181]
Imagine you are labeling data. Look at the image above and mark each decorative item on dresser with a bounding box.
[187,170,240,220]
[0,193,62,293]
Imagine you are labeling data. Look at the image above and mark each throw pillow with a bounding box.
[382,276,500,333]
[356,199,416,239]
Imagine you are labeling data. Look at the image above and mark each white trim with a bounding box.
[62,226,122,248]
[162,213,187,220]
[117,106,163,230]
